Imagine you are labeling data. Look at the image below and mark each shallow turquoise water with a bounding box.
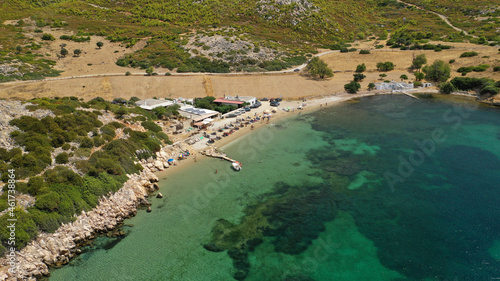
[50,95,500,280]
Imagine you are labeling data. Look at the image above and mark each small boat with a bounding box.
[232,161,242,171]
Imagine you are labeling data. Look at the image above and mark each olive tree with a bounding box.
[306,57,333,79]
[411,54,427,72]
[422,60,451,83]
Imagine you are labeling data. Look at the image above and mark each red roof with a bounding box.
[213,99,244,104]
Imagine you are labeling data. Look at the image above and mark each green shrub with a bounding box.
[460,51,478,58]
[41,34,55,41]
[376,61,394,71]
[355,63,366,73]
[353,73,366,82]
[55,152,69,164]
[75,148,92,158]
[344,81,361,94]
[78,137,94,148]
[0,209,37,249]
[439,82,456,94]
[359,49,370,54]
[141,121,162,132]
[93,136,105,147]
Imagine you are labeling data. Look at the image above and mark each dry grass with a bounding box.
[0,40,498,101]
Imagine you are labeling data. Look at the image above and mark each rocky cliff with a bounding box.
[0,144,187,280]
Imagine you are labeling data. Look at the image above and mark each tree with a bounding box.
[422,60,451,83]
[15,45,22,53]
[414,72,424,81]
[41,33,55,41]
[355,63,366,73]
[305,57,333,79]
[353,73,366,82]
[344,81,361,94]
[114,107,128,119]
[368,83,376,91]
[379,73,387,80]
[152,107,168,120]
[129,96,140,106]
[440,82,456,94]
[146,66,154,76]
[55,152,69,164]
[400,74,408,81]
[376,61,394,71]
[60,48,68,57]
[79,137,94,148]
[73,49,81,57]
[96,41,104,49]
[411,54,427,71]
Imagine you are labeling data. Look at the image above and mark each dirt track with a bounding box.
[0,40,498,101]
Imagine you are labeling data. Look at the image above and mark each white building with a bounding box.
[178,106,220,122]
[375,81,414,91]
[136,99,174,110]
[214,95,257,106]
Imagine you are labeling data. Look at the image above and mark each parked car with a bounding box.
[251,102,262,108]
[226,113,237,118]
[270,101,280,107]
[275,98,282,102]
[244,107,251,111]
[260,98,269,101]
[294,69,300,72]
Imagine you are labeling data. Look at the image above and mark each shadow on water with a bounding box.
[67,225,133,268]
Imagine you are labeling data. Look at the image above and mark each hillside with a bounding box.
[0,0,499,82]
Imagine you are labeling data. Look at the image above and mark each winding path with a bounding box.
[396,0,476,38]
[0,1,479,87]
[0,50,337,85]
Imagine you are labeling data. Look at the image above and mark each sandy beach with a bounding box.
[157,90,399,177]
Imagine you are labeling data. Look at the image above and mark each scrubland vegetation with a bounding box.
[0,0,499,81]
[0,97,172,254]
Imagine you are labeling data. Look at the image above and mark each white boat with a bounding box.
[232,161,242,171]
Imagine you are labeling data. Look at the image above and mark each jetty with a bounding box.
[201,147,237,163]
[403,92,420,100]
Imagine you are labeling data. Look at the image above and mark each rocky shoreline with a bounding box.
[0,145,187,280]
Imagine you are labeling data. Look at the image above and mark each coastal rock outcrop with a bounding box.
[0,143,192,280]
[0,167,159,280]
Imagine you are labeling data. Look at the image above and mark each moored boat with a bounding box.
[232,161,242,171]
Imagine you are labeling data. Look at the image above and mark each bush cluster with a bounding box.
[459,51,479,58]
[448,77,499,96]
[457,64,490,75]
[0,97,178,252]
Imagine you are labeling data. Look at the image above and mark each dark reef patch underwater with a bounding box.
[205,95,500,280]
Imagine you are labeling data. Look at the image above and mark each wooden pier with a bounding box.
[201,148,237,163]
[403,92,420,100]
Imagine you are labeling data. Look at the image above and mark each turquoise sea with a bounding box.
[50,95,500,281]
